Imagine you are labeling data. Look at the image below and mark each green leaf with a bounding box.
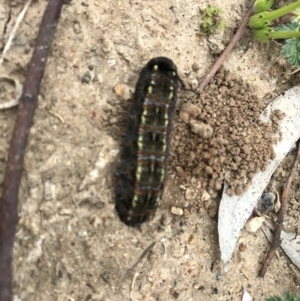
[266,292,300,301]
[197,4,226,37]
[280,37,300,68]
[275,21,299,32]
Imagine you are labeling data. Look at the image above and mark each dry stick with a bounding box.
[258,141,300,278]
[0,1,64,300]
[198,1,255,90]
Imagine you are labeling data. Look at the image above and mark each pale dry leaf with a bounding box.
[242,289,252,301]
[218,86,300,269]
[281,231,300,270]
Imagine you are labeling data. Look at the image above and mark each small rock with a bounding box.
[274,193,281,213]
[109,117,118,124]
[190,120,213,138]
[260,191,276,212]
[102,36,112,53]
[192,63,200,72]
[81,71,91,84]
[171,206,183,216]
[185,188,196,200]
[114,84,124,97]
[73,20,82,34]
[176,166,184,176]
[245,216,265,233]
[179,185,186,190]
[188,234,195,245]
[201,191,210,202]
[239,243,247,252]
[183,209,190,218]
[190,78,199,90]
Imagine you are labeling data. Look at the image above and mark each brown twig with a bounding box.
[198,1,255,90]
[0,1,64,300]
[258,141,300,278]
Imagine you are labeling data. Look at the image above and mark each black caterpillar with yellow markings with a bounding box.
[115,57,179,226]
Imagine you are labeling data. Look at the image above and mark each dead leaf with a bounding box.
[218,86,300,269]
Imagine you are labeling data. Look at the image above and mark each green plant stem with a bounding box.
[249,1,300,28]
[266,0,300,21]
[272,30,300,39]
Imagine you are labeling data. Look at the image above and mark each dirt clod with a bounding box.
[170,70,284,197]
[179,103,201,124]
[190,120,214,138]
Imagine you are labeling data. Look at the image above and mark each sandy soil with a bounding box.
[0,0,300,300]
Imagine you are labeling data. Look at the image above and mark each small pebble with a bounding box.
[81,71,91,84]
[185,188,196,200]
[192,62,200,72]
[171,206,183,216]
[188,234,195,245]
[261,191,276,212]
[179,185,186,190]
[201,191,210,201]
[183,208,190,218]
[245,216,265,233]
[176,166,184,176]
[114,84,124,97]
[239,243,247,252]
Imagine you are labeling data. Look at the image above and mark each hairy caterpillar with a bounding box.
[116,57,178,226]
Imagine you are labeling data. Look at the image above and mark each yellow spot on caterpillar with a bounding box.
[160,169,165,181]
[154,65,158,71]
[162,137,167,152]
[164,113,168,120]
[151,80,155,85]
[169,91,173,99]
[147,86,153,94]
[136,165,143,181]
[132,195,139,207]
[172,71,176,76]
[135,172,141,181]
[138,141,143,150]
